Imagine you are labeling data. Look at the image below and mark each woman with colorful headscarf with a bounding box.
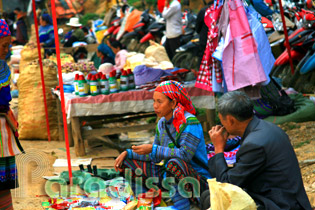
[0,19,24,210]
[39,13,55,57]
[115,80,210,210]
[97,43,115,65]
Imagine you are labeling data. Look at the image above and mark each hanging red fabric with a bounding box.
[31,0,51,142]
[49,0,73,184]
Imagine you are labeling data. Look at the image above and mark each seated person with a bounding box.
[108,39,128,73]
[39,13,55,57]
[115,80,211,210]
[201,91,311,210]
[64,17,85,47]
[97,43,115,65]
[82,26,96,44]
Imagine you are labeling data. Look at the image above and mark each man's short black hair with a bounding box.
[217,91,254,121]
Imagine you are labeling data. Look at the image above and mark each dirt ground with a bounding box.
[8,119,315,209]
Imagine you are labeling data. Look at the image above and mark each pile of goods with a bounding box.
[73,69,135,97]
[49,53,75,66]
[41,175,165,210]
[17,59,59,140]
[19,42,44,72]
[62,61,96,73]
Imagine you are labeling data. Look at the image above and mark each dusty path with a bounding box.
[10,121,315,209]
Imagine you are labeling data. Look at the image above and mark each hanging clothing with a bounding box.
[246,5,275,85]
[195,6,223,92]
[222,0,267,91]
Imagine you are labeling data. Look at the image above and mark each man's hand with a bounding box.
[209,125,229,154]
[114,151,127,172]
[132,144,153,155]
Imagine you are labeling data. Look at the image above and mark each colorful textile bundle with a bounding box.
[206,136,242,165]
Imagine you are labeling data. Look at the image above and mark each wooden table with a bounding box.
[54,84,216,157]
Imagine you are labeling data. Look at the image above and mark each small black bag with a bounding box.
[260,78,296,116]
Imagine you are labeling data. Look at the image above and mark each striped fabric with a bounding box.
[155,80,196,132]
[0,190,13,210]
[0,156,18,191]
[0,61,11,91]
[0,112,23,157]
[195,6,223,92]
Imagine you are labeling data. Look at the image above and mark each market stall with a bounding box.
[53,84,215,157]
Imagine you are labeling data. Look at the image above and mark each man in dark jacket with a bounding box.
[195,3,210,67]
[13,8,28,45]
[201,91,312,210]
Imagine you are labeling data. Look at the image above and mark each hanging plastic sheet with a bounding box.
[246,5,275,85]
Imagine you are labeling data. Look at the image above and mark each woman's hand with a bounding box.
[132,144,153,155]
[114,151,127,172]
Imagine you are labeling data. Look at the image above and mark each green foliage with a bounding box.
[79,13,100,26]
[196,108,206,116]
[146,116,157,124]
[294,140,311,148]
[127,0,157,9]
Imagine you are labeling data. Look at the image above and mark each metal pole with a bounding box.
[278,0,294,74]
[50,0,73,185]
[32,0,52,141]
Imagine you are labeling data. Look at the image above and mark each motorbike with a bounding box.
[270,9,315,92]
[120,9,156,53]
[171,35,200,70]
[139,10,166,45]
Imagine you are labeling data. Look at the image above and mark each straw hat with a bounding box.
[66,17,82,27]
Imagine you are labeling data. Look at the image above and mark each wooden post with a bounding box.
[71,117,86,157]
[68,122,74,147]
[0,0,3,14]
[56,97,64,142]
[207,109,216,128]
[56,97,74,146]
[205,109,216,131]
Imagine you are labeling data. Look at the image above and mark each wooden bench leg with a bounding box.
[68,122,74,147]
[71,117,86,157]
[56,97,64,142]
[206,109,216,130]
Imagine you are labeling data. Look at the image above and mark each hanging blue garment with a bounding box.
[212,64,224,93]
[246,5,275,85]
[252,0,274,17]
